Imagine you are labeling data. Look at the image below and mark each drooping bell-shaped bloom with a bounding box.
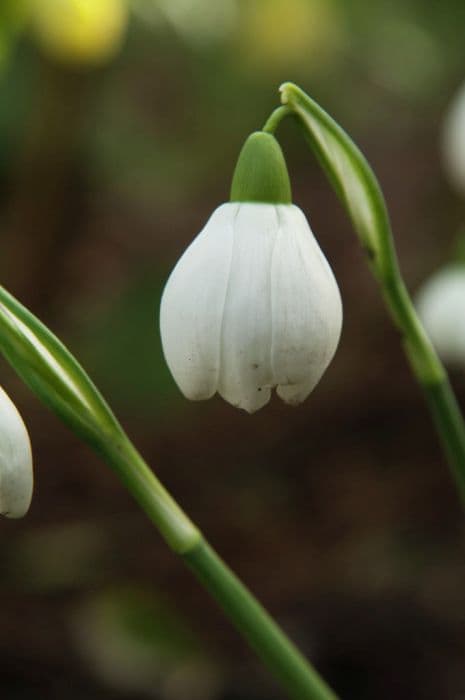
[160,132,342,412]
[0,385,33,518]
[416,264,465,367]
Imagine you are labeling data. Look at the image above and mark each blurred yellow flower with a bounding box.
[30,0,128,66]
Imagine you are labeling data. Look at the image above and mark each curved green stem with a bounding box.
[99,437,201,553]
[96,437,337,698]
[185,541,338,700]
[276,82,465,508]
[0,286,337,700]
[422,379,465,499]
[262,105,292,134]
[381,274,444,385]
[99,437,338,699]
[99,435,337,699]
[383,274,465,503]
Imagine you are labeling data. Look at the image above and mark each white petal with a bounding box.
[415,265,465,366]
[160,203,237,400]
[442,81,465,195]
[271,205,342,404]
[0,386,33,518]
[276,377,317,405]
[217,203,278,412]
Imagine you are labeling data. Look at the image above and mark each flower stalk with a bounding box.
[0,285,337,700]
[184,541,338,700]
[262,105,292,135]
[277,82,465,505]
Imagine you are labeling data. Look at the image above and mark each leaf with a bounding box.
[280,82,397,279]
[0,286,122,447]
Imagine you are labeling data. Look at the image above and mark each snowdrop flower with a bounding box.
[416,264,465,367]
[0,385,33,518]
[442,81,465,195]
[160,131,342,412]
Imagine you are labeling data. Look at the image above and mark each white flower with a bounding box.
[442,81,465,195]
[0,386,33,518]
[416,264,465,367]
[160,202,342,412]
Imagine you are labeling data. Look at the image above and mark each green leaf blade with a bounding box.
[280,82,396,279]
[0,286,123,447]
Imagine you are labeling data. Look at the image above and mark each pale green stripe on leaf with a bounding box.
[280,82,395,279]
[0,286,122,446]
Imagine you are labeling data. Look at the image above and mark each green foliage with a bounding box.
[0,286,123,447]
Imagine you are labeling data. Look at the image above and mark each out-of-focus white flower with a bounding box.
[152,0,236,45]
[442,81,465,195]
[160,201,342,413]
[0,385,33,518]
[71,588,222,699]
[415,264,465,366]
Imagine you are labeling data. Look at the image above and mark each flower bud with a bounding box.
[160,132,342,412]
[0,385,33,518]
[416,264,465,367]
[230,131,292,204]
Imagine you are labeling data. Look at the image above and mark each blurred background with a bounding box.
[1,1,465,698]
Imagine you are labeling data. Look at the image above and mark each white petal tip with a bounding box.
[220,387,271,413]
[277,381,316,406]
[279,396,303,407]
[1,504,31,520]
[0,475,33,519]
[0,386,34,520]
[181,387,217,402]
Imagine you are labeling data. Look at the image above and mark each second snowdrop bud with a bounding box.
[0,386,33,518]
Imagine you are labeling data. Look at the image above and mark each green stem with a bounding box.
[383,272,465,505]
[274,82,465,508]
[381,272,444,385]
[99,437,201,554]
[422,378,465,501]
[185,541,337,700]
[100,437,337,700]
[262,105,292,134]
[0,286,337,698]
